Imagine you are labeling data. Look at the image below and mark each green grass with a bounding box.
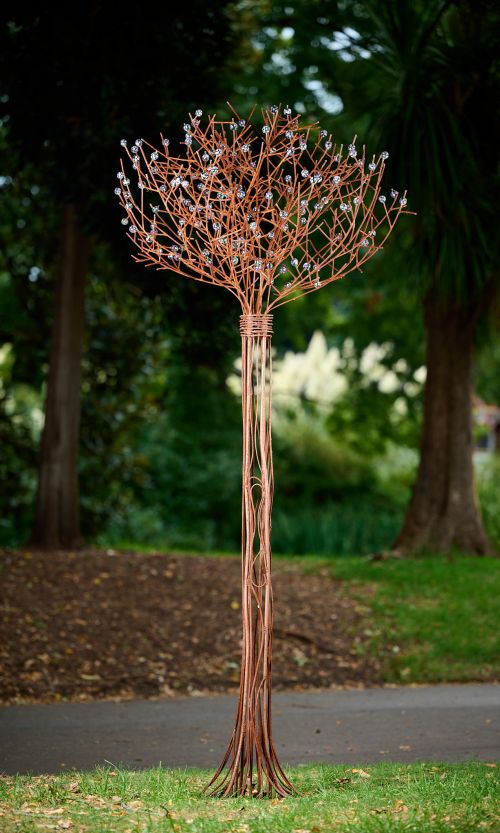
[324,554,500,684]
[0,763,498,832]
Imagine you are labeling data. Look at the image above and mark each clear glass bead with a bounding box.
[291,258,298,266]
[360,238,369,247]
[368,162,376,171]
[314,279,321,288]
[121,218,128,225]
[131,145,139,153]
[303,262,310,270]
[262,125,270,134]
[380,151,389,160]
[254,260,262,270]
[348,143,357,158]
[325,141,332,150]
[129,225,137,233]
[301,168,309,178]
[242,144,250,152]
[120,139,127,146]
[117,172,124,180]
[333,175,341,184]
[379,195,386,203]
[284,106,292,115]
[320,129,327,138]
[151,152,159,161]
[114,187,121,195]
[399,197,407,206]
[195,109,203,117]
[265,190,273,199]
[340,202,349,211]
[390,188,398,198]
[163,138,170,147]
[280,265,286,273]
[285,281,292,289]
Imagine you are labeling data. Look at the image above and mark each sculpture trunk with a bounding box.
[206,314,294,798]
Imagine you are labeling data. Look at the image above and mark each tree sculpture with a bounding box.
[115,104,407,797]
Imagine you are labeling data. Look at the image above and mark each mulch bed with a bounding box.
[0,549,381,705]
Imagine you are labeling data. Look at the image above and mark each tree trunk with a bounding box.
[31,204,89,549]
[393,292,493,556]
[206,313,294,798]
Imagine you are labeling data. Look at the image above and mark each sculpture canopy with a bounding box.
[116,104,407,315]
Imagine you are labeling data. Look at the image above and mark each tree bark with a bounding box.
[393,291,494,556]
[206,313,293,798]
[31,204,89,549]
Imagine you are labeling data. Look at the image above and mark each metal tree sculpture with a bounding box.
[115,104,407,798]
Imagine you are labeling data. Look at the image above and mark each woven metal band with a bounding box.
[239,313,273,338]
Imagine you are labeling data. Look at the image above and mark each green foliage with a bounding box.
[477,458,500,551]
[1,763,498,832]
[272,500,403,557]
[79,273,169,537]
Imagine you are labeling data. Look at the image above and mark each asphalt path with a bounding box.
[1,684,498,775]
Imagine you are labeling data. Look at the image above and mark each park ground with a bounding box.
[1,548,499,704]
[1,549,499,833]
[1,763,499,833]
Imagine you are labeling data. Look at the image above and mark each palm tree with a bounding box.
[246,0,499,554]
[347,0,499,554]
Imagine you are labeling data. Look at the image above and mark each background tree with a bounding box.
[241,0,500,555]
[0,3,237,547]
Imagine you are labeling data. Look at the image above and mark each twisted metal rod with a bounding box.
[205,314,293,798]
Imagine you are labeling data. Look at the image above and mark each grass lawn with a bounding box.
[1,763,498,833]
[321,554,500,684]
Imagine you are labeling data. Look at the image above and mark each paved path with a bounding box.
[1,684,498,775]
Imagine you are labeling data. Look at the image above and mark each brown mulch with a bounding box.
[0,548,381,705]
